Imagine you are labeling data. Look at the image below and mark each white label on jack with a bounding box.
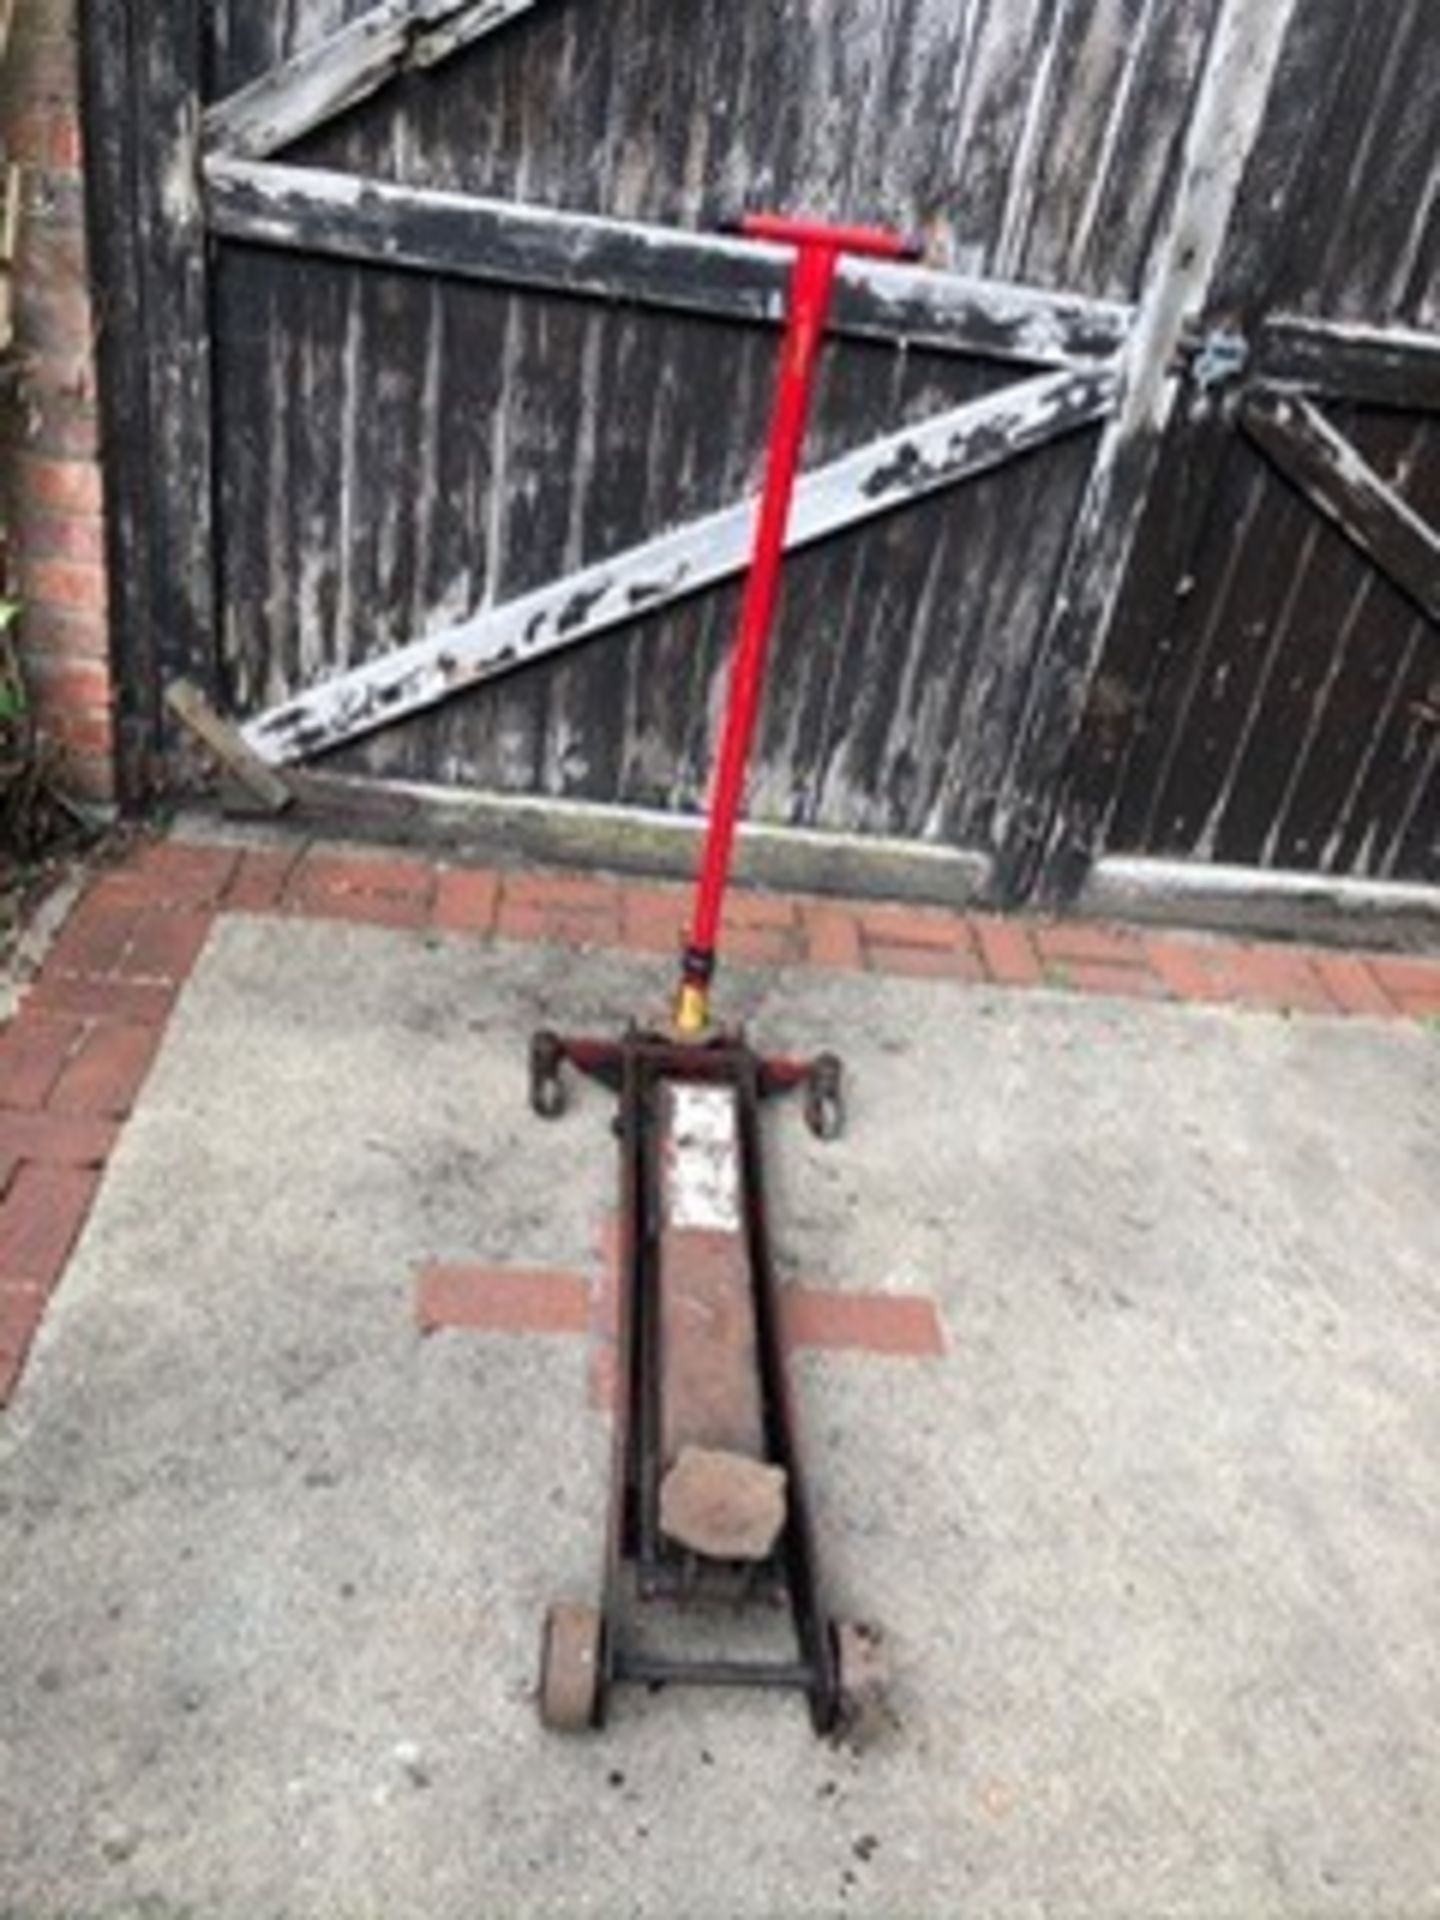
[666,1084,742,1232]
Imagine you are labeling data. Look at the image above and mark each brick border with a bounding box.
[1,1,114,802]
[2,832,1437,1404]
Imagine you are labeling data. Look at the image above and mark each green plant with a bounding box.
[0,599,87,866]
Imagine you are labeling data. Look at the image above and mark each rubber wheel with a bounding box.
[529,1032,567,1120]
[832,1619,891,1747]
[804,1054,845,1141]
[538,1602,604,1733]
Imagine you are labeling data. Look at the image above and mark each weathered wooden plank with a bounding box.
[1050,0,1383,894]
[136,2,218,718]
[410,0,540,67]
[165,678,294,812]
[1240,391,1440,629]
[240,364,1119,764]
[1226,411,1427,872]
[0,161,19,353]
[76,0,153,799]
[202,0,542,160]
[1255,318,1440,413]
[1260,417,1437,875]
[77,0,218,799]
[1107,403,1440,881]
[1306,0,1437,331]
[203,156,1136,369]
[1080,852,1440,946]
[1126,439,1311,861]
[987,0,1302,905]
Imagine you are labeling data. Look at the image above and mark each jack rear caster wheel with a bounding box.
[804,1053,845,1141]
[538,1601,605,1733]
[529,1031,568,1120]
[831,1619,891,1747]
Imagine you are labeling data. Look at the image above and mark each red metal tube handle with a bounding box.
[674,214,920,1035]
[735,211,924,262]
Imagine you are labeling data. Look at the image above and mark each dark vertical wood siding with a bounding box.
[83,0,1438,894]
[206,0,1224,845]
[1068,0,1439,885]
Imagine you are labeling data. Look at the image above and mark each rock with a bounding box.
[659,1446,787,1561]
[95,1814,139,1864]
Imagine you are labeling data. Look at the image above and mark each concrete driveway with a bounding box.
[1,867,1438,1917]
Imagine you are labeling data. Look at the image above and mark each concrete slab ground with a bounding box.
[2,901,1439,1916]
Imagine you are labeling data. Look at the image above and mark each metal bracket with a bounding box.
[1187,328,1251,392]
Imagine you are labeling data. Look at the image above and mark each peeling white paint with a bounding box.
[204,0,543,161]
[240,364,1118,764]
[204,155,1135,371]
[665,1085,741,1234]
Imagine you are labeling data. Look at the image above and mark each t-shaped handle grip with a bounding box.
[731,211,924,262]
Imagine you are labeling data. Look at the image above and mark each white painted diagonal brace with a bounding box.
[241,364,1118,766]
[203,0,543,162]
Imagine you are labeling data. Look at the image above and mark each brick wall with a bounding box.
[0,0,111,804]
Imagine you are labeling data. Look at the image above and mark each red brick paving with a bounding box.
[857,902,969,950]
[25,974,178,1025]
[863,939,987,982]
[0,1281,49,1404]
[121,908,213,982]
[1034,921,1147,969]
[0,1110,120,1168]
[415,1263,591,1337]
[433,866,500,935]
[45,894,139,976]
[497,869,621,946]
[0,827,1436,1408]
[226,846,302,913]
[0,1164,100,1285]
[48,1022,161,1119]
[113,840,239,906]
[1051,959,1172,1001]
[801,901,864,970]
[619,888,688,954]
[0,1165,100,1403]
[1308,952,1397,1018]
[420,1253,948,1391]
[289,851,436,928]
[779,1287,948,1358]
[0,1013,85,1108]
[970,913,1042,987]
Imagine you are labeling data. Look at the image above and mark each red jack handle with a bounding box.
[674,213,924,1036]
[732,212,924,262]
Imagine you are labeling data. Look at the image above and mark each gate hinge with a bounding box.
[1182,328,1251,392]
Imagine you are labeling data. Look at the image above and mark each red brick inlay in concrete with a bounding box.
[415,1264,591,1337]
[2,827,1437,1409]
[779,1287,947,1358]
[416,1250,948,1403]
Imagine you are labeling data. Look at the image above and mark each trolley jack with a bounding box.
[531,215,921,1736]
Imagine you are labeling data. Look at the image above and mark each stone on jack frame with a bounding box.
[659,1445,788,1562]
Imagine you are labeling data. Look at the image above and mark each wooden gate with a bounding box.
[79,0,1438,914]
[1042,0,1440,908]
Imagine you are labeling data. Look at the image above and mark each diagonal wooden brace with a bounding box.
[1240,389,1440,630]
[203,0,544,162]
[239,363,1119,767]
